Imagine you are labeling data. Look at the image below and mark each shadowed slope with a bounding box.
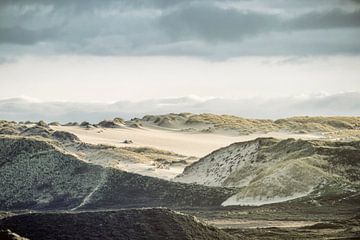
[0,209,238,240]
[0,135,234,210]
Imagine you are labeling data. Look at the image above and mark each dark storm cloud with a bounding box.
[159,4,280,41]
[0,0,188,10]
[159,4,360,41]
[286,9,360,30]
[0,0,359,58]
[0,26,57,45]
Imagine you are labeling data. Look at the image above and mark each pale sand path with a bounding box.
[53,126,322,158]
[205,219,320,229]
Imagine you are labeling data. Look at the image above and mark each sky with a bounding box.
[0,0,359,119]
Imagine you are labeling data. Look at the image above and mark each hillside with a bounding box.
[0,134,234,210]
[0,208,237,240]
[0,229,29,240]
[0,120,192,179]
[131,113,360,138]
[175,138,360,206]
[1,119,359,209]
[67,142,192,180]
[133,113,277,134]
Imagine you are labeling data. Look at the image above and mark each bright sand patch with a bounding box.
[53,125,322,158]
[205,219,320,229]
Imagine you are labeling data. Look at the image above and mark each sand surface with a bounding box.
[115,160,185,180]
[53,125,322,157]
[205,219,320,229]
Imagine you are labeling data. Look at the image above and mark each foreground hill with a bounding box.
[175,138,360,206]
[0,229,29,240]
[0,208,237,240]
[0,135,234,210]
[131,113,360,138]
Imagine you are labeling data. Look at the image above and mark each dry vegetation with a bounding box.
[275,116,360,132]
[74,144,190,168]
[135,113,360,138]
[176,137,360,206]
[186,114,277,134]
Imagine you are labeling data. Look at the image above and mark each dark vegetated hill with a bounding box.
[0,209,238,240]
[0,135,234,211]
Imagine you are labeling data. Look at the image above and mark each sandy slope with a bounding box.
[52,125,322,157]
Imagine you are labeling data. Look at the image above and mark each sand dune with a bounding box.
[52,125,322,157]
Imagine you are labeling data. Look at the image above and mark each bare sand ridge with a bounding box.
[52,125,322,158]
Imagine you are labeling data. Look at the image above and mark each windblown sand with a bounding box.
[53,125,322,157]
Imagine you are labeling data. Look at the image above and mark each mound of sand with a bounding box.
[97,120,122,128]
[51,130,80,142]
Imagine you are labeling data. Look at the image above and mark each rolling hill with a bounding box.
[131,113,360,138]
[0,134,234,210]
[175,137,360,206]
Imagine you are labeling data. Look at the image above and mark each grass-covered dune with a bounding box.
[133,113,360,136]
[175,137,360,206]
[0,135,234,210]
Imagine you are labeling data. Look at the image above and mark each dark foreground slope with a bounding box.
[0,229,29,240]
[184,190,360,240]
[0,209,237,240]
[225,213,360,240]
[0,135,234,210]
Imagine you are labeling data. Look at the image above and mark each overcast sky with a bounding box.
[0,0,359,107]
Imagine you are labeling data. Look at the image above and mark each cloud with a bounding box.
[0,0,359,58]
[0,92,359,122]
[159,4,280,42]
[286,9,360,30]
[0,26,57,45]
[160,4,360,42]
[0,56,16,64]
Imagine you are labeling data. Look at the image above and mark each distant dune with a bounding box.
[133,113,360,136]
